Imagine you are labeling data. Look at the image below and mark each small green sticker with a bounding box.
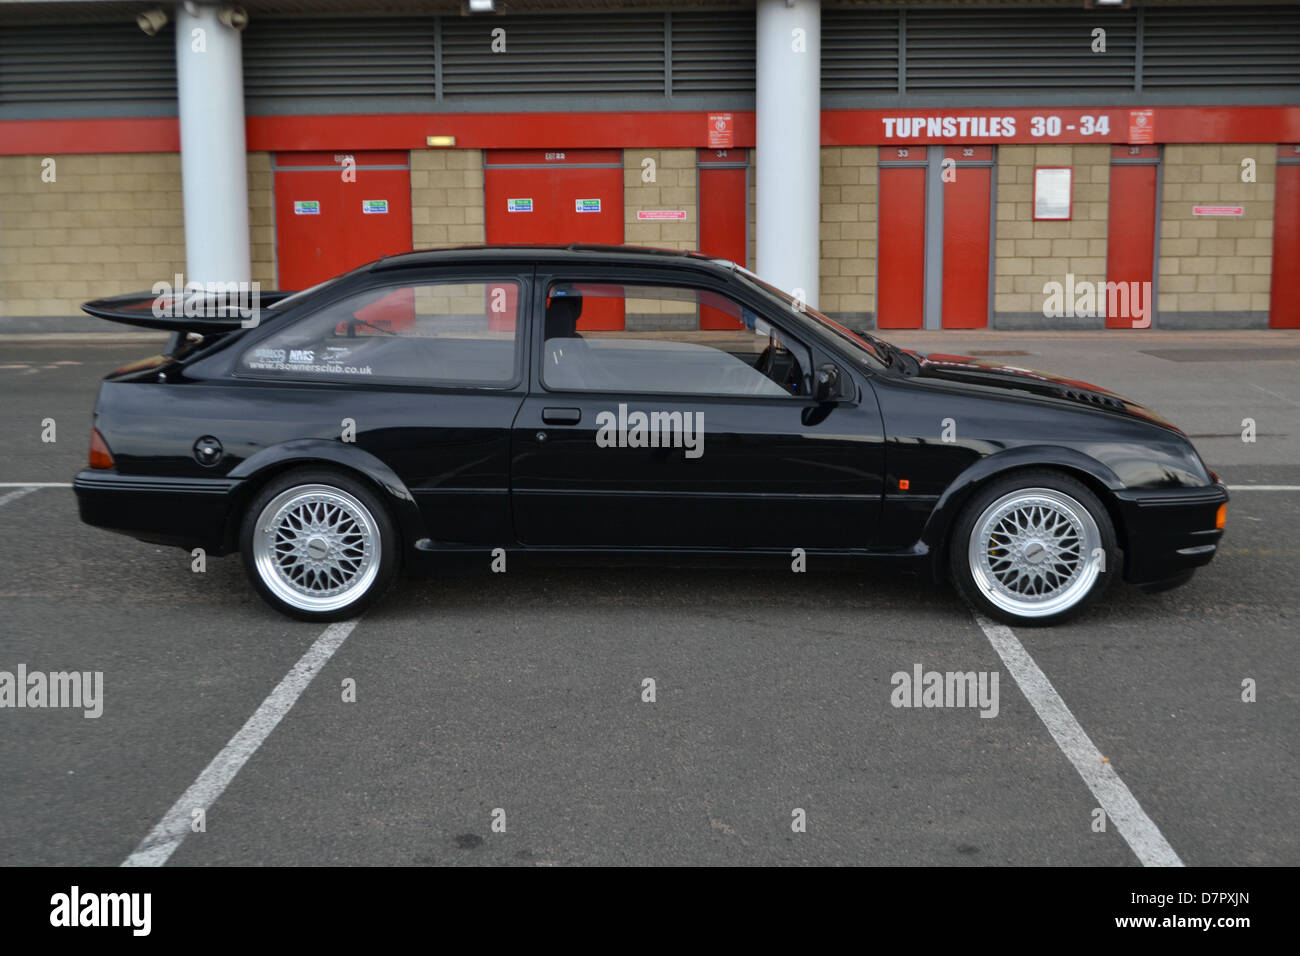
[362,199,388,215]
[293,200,320,215]
[574,198,602,213]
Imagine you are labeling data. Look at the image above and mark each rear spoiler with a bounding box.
[81,288,297,333]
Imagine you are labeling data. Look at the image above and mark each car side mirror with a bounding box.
[814,363,848,403]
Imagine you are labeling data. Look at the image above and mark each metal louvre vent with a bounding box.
[903,9,1137,92]
[442,13,665,95]
[243,17,435,100]
[1142,7,1300,89]
[670,10,755,95]
[822,8,900,92]
[0,23,176,106]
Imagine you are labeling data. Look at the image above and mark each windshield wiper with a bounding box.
[865,335,920,375]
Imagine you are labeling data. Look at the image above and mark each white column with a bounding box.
[756,0,821,308]
[175,4,251,287]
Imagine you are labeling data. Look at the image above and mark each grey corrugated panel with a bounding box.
[670,9,755,95]
[0,23,175,105]
[243,17,436,98]
[1143,6,1300,88]
[443,13,665,95]
[904,9,1137,91]
[822,7,900,92]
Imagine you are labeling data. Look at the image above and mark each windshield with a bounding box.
[728,265,890,369]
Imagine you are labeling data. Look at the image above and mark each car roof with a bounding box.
[369,243,738,277]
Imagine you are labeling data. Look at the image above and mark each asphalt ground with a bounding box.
[0,331,1296,866]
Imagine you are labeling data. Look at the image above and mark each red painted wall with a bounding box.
[876,164,927,329]
[1270,157,1300,328]
[484,149,624,330]
[274,151,412,290]
[4,106,1299,155]
[1105,149,1159,330]
[697,148,748,329]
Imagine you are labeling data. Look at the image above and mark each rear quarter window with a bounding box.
[240,280,522,387]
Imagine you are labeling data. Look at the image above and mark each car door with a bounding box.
[509,267,885,549]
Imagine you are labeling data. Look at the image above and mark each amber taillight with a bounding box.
[88,429,114,469]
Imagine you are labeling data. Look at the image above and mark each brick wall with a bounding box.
[621,149,695,327]
[248,152,276,289]
[410,148,485,250]
[819,146,877,322]
[1158,144,1275,328]
[748,153,757,272]
[2,152,279,317]
[993,144,1110,328]
[0,153,185,318]
[623,148,696,250]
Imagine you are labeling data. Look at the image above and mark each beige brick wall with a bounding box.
[1158,144,1275,316]
[819,146,877,318]
[0,153,185,317]
[1,151,282,315]
[623,149,695,249]
[247,152,276,289]
[994,144,1109,317]
[410,148,485,249]
[747,153,757,270]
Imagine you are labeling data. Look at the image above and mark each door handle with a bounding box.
[541,407,582,426]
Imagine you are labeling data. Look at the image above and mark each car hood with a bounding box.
[903,350,1182,432]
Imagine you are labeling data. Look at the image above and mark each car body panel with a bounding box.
[73,244,1227,593]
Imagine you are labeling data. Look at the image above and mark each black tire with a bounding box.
[239,467,399,622]
[948,469,1118,627]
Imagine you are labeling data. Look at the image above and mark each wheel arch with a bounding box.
[921,447,1127,583]
[222,440,425,556]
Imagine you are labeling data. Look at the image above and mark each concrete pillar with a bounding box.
[756,0,821,307]
[175,4,251,287]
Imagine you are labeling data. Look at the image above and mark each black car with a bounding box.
[75,245,1227,625]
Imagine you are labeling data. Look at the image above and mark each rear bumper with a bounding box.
[74,470,239,553]
[1114,483,1228,584]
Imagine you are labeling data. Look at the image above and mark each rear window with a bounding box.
[240,280,523,387]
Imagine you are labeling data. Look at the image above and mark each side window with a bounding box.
[241,280,521,387]
[540,281,811,398]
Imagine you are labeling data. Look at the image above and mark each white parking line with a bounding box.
[972,614,1184,867]
[0,486,42,508]
[121,620,359,867]
[1225,485,1300,491]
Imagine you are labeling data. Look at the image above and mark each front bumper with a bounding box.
[1114,483,1228,584]
[74,470,240,553]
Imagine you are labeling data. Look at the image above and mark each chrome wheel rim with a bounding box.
[253,484,379,612]
[967,487,1102,619]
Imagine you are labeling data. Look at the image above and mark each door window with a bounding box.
[539,281,810,398]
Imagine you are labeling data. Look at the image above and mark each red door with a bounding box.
[698,148,748,329]
[876,148,927,329]
[1270,146,1300,328]
[485,149,624,329]
[941,146,993,329]
[274,151,413,290]
[1105,145,1159,329]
